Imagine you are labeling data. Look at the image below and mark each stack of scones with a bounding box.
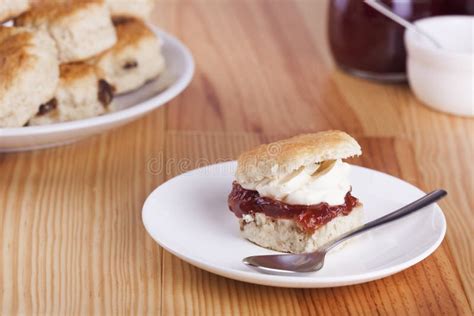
[0,0,165,127]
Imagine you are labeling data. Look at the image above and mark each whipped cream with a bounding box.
[240,159,351,206]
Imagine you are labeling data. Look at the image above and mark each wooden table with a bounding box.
[1,0,472,314]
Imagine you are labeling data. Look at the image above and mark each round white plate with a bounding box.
[142,161,446,288]
[0,26,194,152]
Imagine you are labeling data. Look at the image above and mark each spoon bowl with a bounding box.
[244,252,326,275]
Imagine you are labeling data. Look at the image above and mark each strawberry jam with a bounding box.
[228,182,359,233]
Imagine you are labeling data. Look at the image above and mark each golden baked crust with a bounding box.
[236,130,362,184]
[28,61,110,125]
[105,0,154,20]
[15,0,117,63]
[0,0,30,23]
[0,27,36,91]
[89,17,164,94]
[89,18,155,62]
[15,0,102,24]
[59,62,101,82]
[111,17,155,52]
[0,26,59,127]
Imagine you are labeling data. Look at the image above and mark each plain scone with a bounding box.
[0,26,59,127]
[90,17,165,94]
[105,0,154,20]
[15,0,117,63]
[0,0,30,23]
[235,131,363,253]
[29,63,114,125]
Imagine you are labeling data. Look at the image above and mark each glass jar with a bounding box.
[445,0,474,14]
[328,0,448,82]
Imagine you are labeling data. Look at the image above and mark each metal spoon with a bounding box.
[243,189,447,274]
[364,0,443,49]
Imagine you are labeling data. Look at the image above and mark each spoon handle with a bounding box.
[363,0,442,49]
[324,189,447,252]
[364,0,414,29]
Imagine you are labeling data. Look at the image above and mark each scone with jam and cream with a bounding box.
[228,130,363,253]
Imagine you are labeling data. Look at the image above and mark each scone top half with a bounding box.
[235,130,361,206]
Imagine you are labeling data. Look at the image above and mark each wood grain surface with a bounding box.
[1,0,472,314]
[0,132,470,314]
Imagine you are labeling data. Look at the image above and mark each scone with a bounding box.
[0,0,30,23]
[15,0,117,63]
[228,131,364,253]
[91,17,165,94]
[105,0,154,20]
[28,62,114,125]
[0,26,59,128]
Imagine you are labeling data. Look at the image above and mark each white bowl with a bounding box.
[405,16,474,117]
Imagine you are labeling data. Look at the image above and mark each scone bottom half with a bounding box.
[227,131,363,254]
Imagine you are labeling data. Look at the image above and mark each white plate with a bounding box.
[142,161,446,288]
[0,26,194,152]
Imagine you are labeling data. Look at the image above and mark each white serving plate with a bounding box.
[142,161,446,288]
[0,26,194,152]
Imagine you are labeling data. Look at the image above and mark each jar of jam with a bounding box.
[446,0,474,14]
[328,0,448,82]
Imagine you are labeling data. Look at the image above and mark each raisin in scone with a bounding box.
[28,62,114,125]
[90,17,165,94]
[0,0,30,23]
